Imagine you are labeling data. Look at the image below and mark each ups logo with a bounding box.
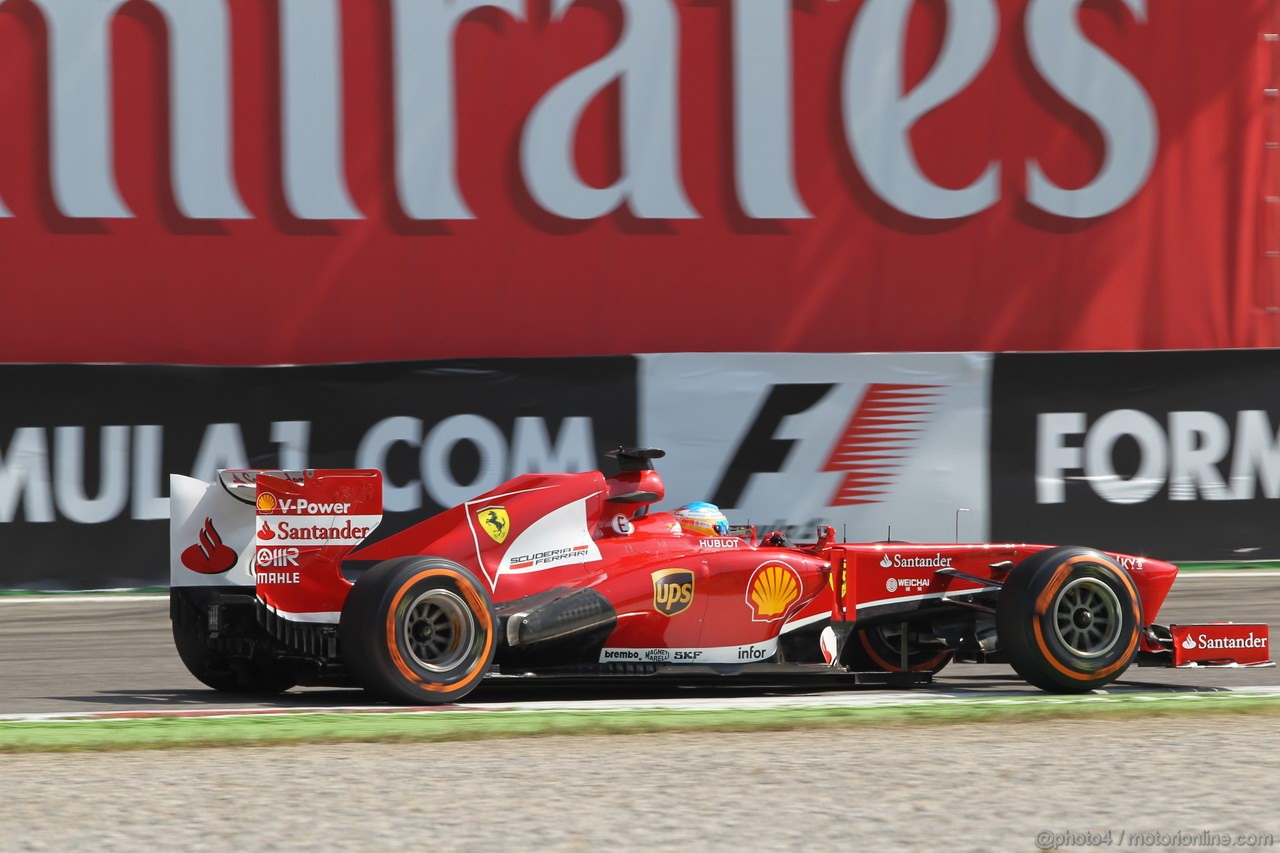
[652,568,695,617]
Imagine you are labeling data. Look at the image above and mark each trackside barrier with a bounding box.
[4,350,1280,588]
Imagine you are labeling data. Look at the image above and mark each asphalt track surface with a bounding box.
[1,573,1276,716]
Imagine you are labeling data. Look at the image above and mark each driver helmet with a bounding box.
[673,502,729,537]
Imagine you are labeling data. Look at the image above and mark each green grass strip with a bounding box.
[3,693,1278,753]
[1175,561,1280,572]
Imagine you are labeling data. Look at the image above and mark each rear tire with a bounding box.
[996,546,1141,693]
[340,557,496,704]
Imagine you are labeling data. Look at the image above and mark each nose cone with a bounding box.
[1143,557,1178,583]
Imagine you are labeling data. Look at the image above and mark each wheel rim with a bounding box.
[1051,576,1123,658]
[402,589,475,672]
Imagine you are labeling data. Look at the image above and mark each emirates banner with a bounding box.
[0,359,637,589]
[0,1,1276,365]
[8,350,1280,589]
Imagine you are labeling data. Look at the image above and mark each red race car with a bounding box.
[169,448,1272,703]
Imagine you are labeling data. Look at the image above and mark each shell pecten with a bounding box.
[750,564,800,618]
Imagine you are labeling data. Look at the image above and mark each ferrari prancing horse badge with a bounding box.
[478,506,509,544]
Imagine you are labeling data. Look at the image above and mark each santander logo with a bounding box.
[878,551,940,594]
[879,553,953,569]
[1181,632,1269,651]
[180,517,237,575]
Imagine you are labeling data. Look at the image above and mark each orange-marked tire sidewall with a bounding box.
[996,547,1143,693]
[1029,555,1141,681]
[1029,557,1139,684]
[384,568,495,695]
[340,557,497,704]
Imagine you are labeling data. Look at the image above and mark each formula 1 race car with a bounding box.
[168,449,1272,703]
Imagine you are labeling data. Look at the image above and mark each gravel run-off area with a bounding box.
[3,715,1279,852]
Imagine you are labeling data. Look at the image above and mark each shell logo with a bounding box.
[256,492,278,513]
[746,562,802,622]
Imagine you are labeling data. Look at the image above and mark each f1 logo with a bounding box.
[711,382,942,509]
[711,384,835,508]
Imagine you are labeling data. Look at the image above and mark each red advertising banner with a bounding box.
[0,0,1275,364]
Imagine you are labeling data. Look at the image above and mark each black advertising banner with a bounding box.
[0,359,638,589]
[990,351,1280,561]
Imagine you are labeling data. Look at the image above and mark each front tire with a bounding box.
[340,557,497,704]
[997,546,1141,693]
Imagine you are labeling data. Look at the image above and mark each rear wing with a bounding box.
[170,468,382,623]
